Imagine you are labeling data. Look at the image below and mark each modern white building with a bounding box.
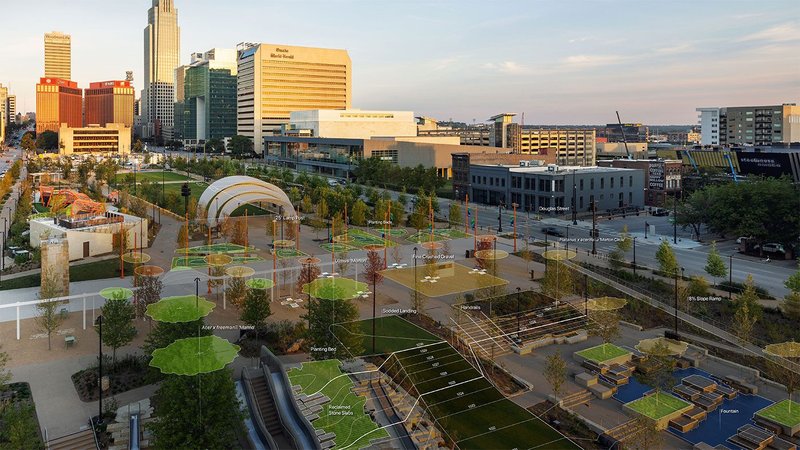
[285,110,417,139]
[143,0,180,141]
[696,107,721,146]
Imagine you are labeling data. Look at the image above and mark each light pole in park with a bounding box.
[95,315,104,425]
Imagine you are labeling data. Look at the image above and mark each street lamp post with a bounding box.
[673,194,678,244]
[497,203,504,233]
[633,237,637,276]
[729,255,733,300]
[413,247,418,308]
[645,221,649,239]
[572,169,578,225]
[673,268,679,335]
[516,287,521,334]
[95,315,104,425]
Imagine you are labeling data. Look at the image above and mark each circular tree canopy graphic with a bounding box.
[246,278,274,290]
[150,335,240,375]
[765,342,800,358]
[302,277,368,300]
[135,265,164,277]
[99,287,134,300]
[474,249,509,260]
[226,265,255,278]
[122,252,151,264]
[205,253,233,267]
[420,241,443,250]
[146,295,215,323]
[542,249,577,261]
[585,296,628,311]
[273,239,295,248]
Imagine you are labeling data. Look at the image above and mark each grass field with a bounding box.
[575,343,631,363]
[372,228,407,237]
[288,360,389,450]
[117,171,190,183]
[381,262,507,297]
[625,393,691,420]
[0,259,132,291]
[320,242,359,253]
[334,229,395,248]
[275,248,308,259]
[347,316,576,449]
[407,228,470,244]
[185,243,250,254]
[302,277,368,300]
[756,400,800,427]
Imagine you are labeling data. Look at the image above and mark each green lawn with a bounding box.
[288,360,389,450]
[170,255,262,269]
[275,248,308,259]
[575,343,631,363]
[342,316,442,356]
[625,393,691,420]
[185,243,250,254]
[320,242,359,253]
[756,400,800,427]
[117,171,190,183]
[407,228,470,243]
[334,229,395,248]
[1,259,132,291]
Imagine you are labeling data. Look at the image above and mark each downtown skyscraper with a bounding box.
[44,31,71,80]
[143,0,180,142]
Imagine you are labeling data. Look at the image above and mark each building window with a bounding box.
[501,178,505,187]
[590,179,594,189]
[629,192,633,204]
[610,177,614,188]
[629,176,633,186]
[620,176,624,187]
[579,179,584,190]
[600,178,604,189]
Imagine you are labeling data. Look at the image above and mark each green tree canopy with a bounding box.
[240,288,271,338]
[704,241,727,283]
[655,241,679,275]
[229,135,254,158]
[96,296,136,365]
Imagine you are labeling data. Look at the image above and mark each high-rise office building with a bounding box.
[177,48,237,145]
[697,104,800,146]
[44,31,71,80]
[237,43,351,153]
[0,84,6,143]
[85,81,135,127]
[6,95,16,125]
[143,0,180,141]
[488,113,596,165]
[36,77,83,134]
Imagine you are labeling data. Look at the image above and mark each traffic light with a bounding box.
[180,182,191,198]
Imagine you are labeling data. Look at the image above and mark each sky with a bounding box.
[1,0,798,125]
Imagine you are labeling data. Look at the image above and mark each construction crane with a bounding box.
[615,111,632,159]
[723,153,739,183]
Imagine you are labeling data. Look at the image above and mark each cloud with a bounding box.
[737,23,800,43]
[560,54,626,67]
[655,43,694,55]
[568,36,596,44]
[431,56,460,71]
[481,61,529,74]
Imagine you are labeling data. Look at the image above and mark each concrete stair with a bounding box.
[46,429,96,450]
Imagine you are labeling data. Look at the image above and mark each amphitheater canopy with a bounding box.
[198,176,296,225]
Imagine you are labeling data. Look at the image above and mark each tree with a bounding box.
[303,297,362,360]
[734,274,763,323]
[618,225,633,253]
[766,357,800,415]
[226,276,248,309]
[229,135,254,158]
[231,218,248,247]
[0,344,10,390]
[732,298,758,345]
[149,369,244,449]
[133,139,144,153]
[136,272,163,319]
[782,292,800,321]
[637,340,676,409]
[625,414,663,450]
[186,197,198,221]
[297,261,321,293]
[20,133,35,152]
[704,241,727,286]
[316,197,329,223]
[786,260,800,293]
[544,353,566,401]
[240,288,271,340]
[540,260,574,302]
[588,310,620,353]
[0,402,42,450]
[364,250,384,286]
[97,295,136,365]
[655,240,678,276]
[36,275,66,351]
[35,131,58,150]
[449,202,462,228]
[177,222,188,247]
[350,199,368,226]
[143,319,211,356]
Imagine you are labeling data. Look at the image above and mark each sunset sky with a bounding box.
[2,0,798,124]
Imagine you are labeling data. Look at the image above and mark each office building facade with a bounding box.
[85,81,135,128]
[597,159,682,206]
[58,123,131,155]
[177,48,237,146]
[36,77,83,134]
[468,164,644,214]
[6,95,16,125]
[44,31,71,80]
[237,43,351,153]
[451,151,557,201]
[286,109,417,139]
[0,84,6,142]
[143,0,180,141]
[697,104,799,146]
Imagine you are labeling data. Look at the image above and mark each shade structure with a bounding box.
[150,335,240,375]
[199,176,296,226]
[99,287,134,300]
[635,337,688,356]
[246,278,274,290]
[146,295,215,323]
[586,296,628,311]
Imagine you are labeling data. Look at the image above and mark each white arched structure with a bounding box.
[198,176,296,225]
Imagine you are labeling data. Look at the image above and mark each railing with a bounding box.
[90,416,101,450]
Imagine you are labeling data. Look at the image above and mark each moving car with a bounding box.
[541,226,564,237]
[650,208,670,216]
[759,243,785,254]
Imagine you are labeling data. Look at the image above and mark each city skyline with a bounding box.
[1,0,798,124]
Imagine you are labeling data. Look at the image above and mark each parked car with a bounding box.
[650,208,670,216]
[736,236,752,244]
[541,226,564,237]
[759,243,785,254]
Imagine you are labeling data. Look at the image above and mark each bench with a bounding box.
[684,406,708,421]
[669,415,698,433]
[64,335,76,348]
[715,384,739,400]
[674,384,703,401]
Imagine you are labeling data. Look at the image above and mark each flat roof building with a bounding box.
[58,123,132,155]
[697,104,799,146]
[44,31,71,80]
[237,43,351,153]
[36,77,82,134]
[468,163,644,215]
[597,159,682,206]
[451,151,557,201]
[85,80,135,128]
[286,109,417,139]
